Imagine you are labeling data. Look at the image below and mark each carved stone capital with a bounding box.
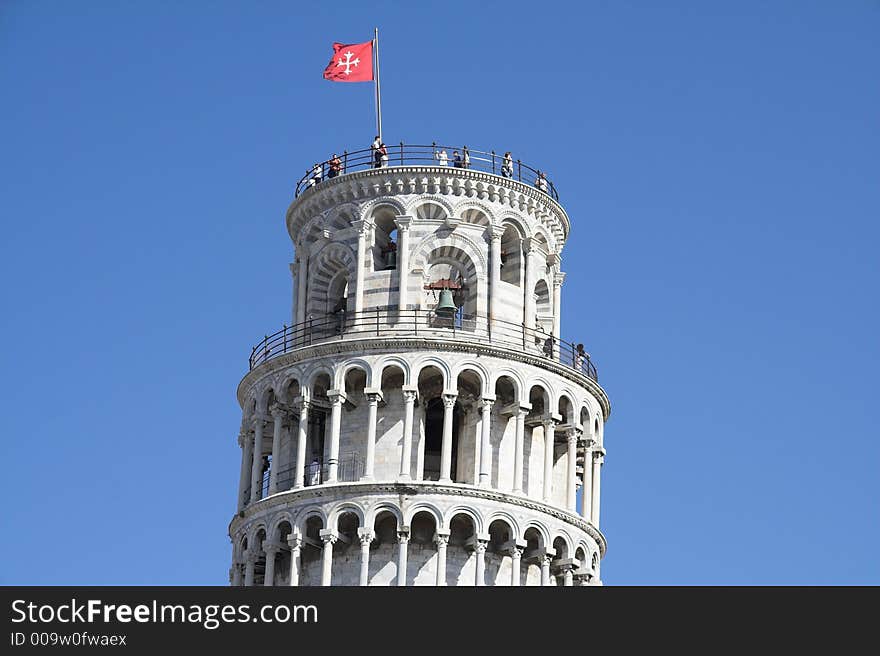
[358,528,375,546]
[393,215,414,231]
[434,530,450,548]
[442,392,458,409]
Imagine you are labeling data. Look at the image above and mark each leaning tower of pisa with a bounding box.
[228,144,610,586]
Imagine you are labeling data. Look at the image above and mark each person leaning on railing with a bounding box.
[328,153,342,178]
[575,343,589,371]
[501,151,513,177]
[535,170,548,193]
[435,148,448,166]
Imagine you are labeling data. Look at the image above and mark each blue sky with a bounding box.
[1,1,877,585]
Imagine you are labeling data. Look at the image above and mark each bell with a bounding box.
[435,288,457,317]
[385,249,397,269]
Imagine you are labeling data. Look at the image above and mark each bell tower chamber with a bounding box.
[228,144,611,587]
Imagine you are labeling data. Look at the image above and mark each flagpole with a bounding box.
[374,27,382,141]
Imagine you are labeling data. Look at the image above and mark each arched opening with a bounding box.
[535,279,552,324]
[423,246,478,319]
[575,546,588,585]
[493,375,518,490]
[407,511,439,586]
[552,537,569,586]
[340,366,368,481]
[487,519,515,586]
[305,374,330,485]
[500,223,523,286]
[273,521,293,585]
[422,398,462,481]
[448,513,477,586]
[455,369,483,484]
[253,529,267,586]
[378,365,407,480]
[522,527,545,586]
[300,515,325,587]
[307,244,355,322]
[330,511,360,586]
[371,206,399,271]
[370,510,400,586]
[525,384,551,497]
[417,365,461,482]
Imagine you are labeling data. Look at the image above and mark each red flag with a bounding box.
[323,41,373,82]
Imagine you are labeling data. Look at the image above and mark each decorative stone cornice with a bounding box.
[286,166,570,248]
[237,335,610,421]
[228,480,607,557]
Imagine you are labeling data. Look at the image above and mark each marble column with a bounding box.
[268,405,286,495]
[231,561,242,586]
[399,387,417,480]
[319,531,337,587]
[581,439,594,522]
[474,539,488,586]
[295,245,309,325]
[362,389,382,480]
[509,546,523,587]
[478,397,494,487]
[488,225,505,330]
[287,533,302,587]
[250,417,265,502]
[541,553,552,586]
[513,407,527,493]
[542,417,556,503]
[552,271,565,359]
[435,531,450,586]
[294,399,309,488]
[244,552,256,587]
[263,544,279,586]
[439,392,458,483]
[563,564,574,587]
[326,391,344,482]
[352,220,369,314]
[394,216,413,311]
[358,529,374,587]
[237,430,251,510]
[566,428,579,512]
[591,448,605,529]
[397,529,410,587]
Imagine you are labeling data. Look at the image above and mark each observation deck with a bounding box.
[246,308,598,379]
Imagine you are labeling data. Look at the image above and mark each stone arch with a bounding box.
[328,502,366,529]
[276,372,303,404]
[360,197,407,224]
[579,405,592,433]
[451,361,490,396]
[521,522,550,549]
[411,357,451,392]
[407,195,454,220]
[558,393,576,425]
[375,356,412,387]
[323,202,359,232]
[306,241,357,318]
[442,505,483,534]
[534,279,552,317]
[552,533,573,560]
[497,212,529,237]
[296,505,328,532]
[410,230,487,278]
[483,511,522,544]
[366,503,404,527]
[455,200,494,227]
[335,359,374,391]
[269,512,296,541]
[489,369,525,404]
[403,503,444,527]
[306,369,332,398]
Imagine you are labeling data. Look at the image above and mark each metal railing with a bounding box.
[243,455,365,506]
[248,307,598,381]
[295,143,559,201]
